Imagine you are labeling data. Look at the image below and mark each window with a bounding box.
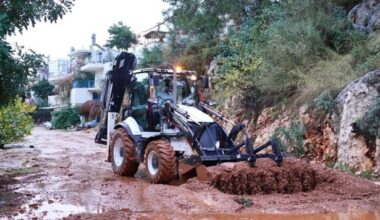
[93,92,100,100]
[131,73,149,107]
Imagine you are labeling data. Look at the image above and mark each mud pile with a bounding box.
[207,158,334,195]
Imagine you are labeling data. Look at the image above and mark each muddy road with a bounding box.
[1,127,380,219]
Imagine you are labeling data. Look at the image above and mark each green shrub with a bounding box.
[335,162,354,174]
[234,196,253,208]
[274,121,305,157]
[314,91,337,113]
[32,107,53,123]
[139,45,164,68]
[0,97,35,146]
[357,98,380,137]
[214,0,370,109]
[359,170,374,180]
[51,106,80,129]
[31,79,54,101]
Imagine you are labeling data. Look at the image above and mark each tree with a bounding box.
[106,21,138,51]
[0,97,36,147]
[0,0,74,106]
[161,0,259,73]
[139,45,164,68]
[31,79,54,101]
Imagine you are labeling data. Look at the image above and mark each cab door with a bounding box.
[130,73,150,131]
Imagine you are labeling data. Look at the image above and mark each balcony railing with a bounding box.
[72,80,94,88]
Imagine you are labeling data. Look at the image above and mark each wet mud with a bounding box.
[1,127,380,219]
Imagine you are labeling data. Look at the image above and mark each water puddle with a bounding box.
[16,201,86,219]
[144,211,380,220]
[11,195,105,220]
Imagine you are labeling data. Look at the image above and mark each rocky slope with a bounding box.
[245,69,380,174]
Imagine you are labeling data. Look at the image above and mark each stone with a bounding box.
[375,138,380,174]
[348,0,380,32]
[334,69,380,171]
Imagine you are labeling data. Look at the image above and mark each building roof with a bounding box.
[143,30,167,39]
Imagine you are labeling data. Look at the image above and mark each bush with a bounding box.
[32,107,53,123]
[0,98,35,146]
[51,106,80,129]
[357,98,380,138]
[31,79,54,101]
[214,0,370,109]
[313,91,337,113]
[274,121,305,157]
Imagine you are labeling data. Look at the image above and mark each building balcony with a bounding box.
[80,63,105,72]
[48,72,74,83]
[72,80,95,88]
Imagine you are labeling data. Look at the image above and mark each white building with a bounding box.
[48,59,70,81]
[48,34,119,107]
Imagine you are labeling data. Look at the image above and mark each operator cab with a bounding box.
[121,68,198,132]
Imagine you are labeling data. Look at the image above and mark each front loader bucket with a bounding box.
[178,160,209,182]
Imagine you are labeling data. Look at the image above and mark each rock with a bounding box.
[375,138,380,174]
[207,60,218,90]
[304,120,338,163]
[369,9,380,32]
[334,69,380,172]
[207,59,218,77]
[348,0,380,32]
[253,107,291,146]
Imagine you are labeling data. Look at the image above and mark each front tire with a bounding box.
[110,128,139,176]
[145,140,176,184]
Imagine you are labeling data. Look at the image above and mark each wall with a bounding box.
[70,88,93,106]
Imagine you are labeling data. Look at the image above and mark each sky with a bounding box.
[7,0,169,60]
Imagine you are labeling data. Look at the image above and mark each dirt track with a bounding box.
[1,127,380,219]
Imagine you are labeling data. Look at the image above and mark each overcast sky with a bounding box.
[7,0,169,60]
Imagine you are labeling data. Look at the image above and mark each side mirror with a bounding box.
[153,74,160,87]
[203,75,209,89]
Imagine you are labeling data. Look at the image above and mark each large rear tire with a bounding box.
[145,140,176,184]
[110,128,139,176]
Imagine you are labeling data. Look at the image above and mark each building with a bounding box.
[48,34,119,107]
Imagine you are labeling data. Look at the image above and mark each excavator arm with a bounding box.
[95,52,136,144]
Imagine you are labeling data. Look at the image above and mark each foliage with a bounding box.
[106,21,137,51]
[162,0,373,113]
[0,97,35,146]
[32,108,52,123]
[163,0,258,40]
[214,0,368,109]
[335,162,355,174]
[357,98,380,138]
[234,196,253,208]
[139,45,164,68]
[73,72,95,81]
[51,106,80,129]
[359,170,374,180]
[162,0,256,73]
[274,121,305,157]
[313,91,337,113]
[351,34,380,75]
[0,0,74,107]
[0,44,46,106]
[31,79,54,101]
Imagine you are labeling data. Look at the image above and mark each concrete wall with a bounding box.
[70,88,93,106]
[94,62,112,90]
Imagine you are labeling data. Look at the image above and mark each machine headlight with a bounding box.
[190,74,197,81]
[215,141,220,149]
